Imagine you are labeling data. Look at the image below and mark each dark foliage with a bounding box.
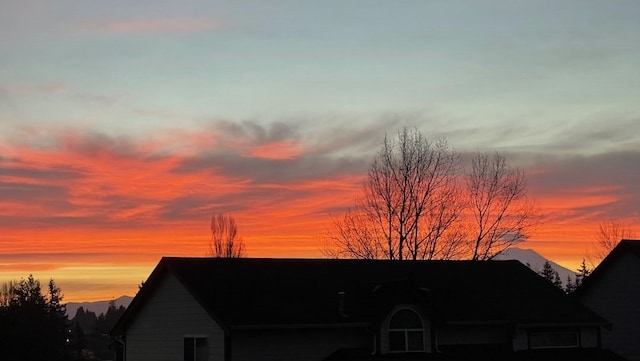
[0,275,125,361]
[539,260,563,290]
[0,275,72,361]
[69,300,126,360]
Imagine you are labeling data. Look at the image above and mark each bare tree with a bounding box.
[324,127,466,260]
[465,152,542,261]
[0,280,17,306]
[592,219,635,263]
[322,208,386,259]
[207,213,246,258]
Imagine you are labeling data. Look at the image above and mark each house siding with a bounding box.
[126,272,225,361]
[437,324,509,348]
[580,327,600,348]
[231,327,370,361]
[579,251,640,361]
[512,328,528,351]
[512,326,600,351]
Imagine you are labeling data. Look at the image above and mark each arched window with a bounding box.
[388,308,424,352]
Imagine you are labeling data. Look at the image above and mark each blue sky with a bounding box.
[3,0,638,151]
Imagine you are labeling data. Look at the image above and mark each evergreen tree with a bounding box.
[539,261,563,290]
[575,258,591,287]
[552,271,563,289]
[70,321,86,355]
[564,274,577,294]
[0,275,70,361]
[539,260,555,281]
[47,278,69,354]
[73,306,98,332]
[73,300,127,360]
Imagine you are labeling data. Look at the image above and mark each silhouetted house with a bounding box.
[111,257,610,361]
[576,239,640,361]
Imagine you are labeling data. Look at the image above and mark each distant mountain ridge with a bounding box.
[64,248,573,318]
[495,247,576,286]
[66,295,133,319]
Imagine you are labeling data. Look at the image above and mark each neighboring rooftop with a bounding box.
[114,257,606,334]
[575,239,640,296]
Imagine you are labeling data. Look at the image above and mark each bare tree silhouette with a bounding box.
[466,152,542,261]
[590,219,635,266]
[324,127,465,260]
[208,213,246,258]
[323,128,542,262]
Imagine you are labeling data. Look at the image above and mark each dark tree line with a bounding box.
[0,274,126,361]
[0,275,70,361]
[70,301,126,360]
[537,259,591,294]
[539,261,563,289]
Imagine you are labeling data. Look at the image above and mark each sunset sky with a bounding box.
[1,0,639,303]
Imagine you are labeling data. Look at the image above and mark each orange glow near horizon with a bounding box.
[1,135,637,303]
[1,188,622,303]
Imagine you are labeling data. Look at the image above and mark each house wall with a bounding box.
[437,324,509,348]
[580,326,600,348]
[511,326,601,351]
[579,251,640,361]
[125,272,225,361]
[231,327,370,361]
[512,328,528,351]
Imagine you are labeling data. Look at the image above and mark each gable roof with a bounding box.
[113,257,606,335]
[575,239,640,296]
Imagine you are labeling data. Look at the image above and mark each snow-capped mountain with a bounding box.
[495,247,576,286]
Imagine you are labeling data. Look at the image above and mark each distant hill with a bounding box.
[495,247,577,286]
[66,295,133,319]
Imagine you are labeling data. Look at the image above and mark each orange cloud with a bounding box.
[2,125,639,302]
[243,140,305,160]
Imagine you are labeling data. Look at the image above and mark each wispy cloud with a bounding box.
[527,151,640,220]
[242,140,304,160]
[2,82,66,96]
[0,122,369,234]
[4,120,638,233]
[87,18,218,34]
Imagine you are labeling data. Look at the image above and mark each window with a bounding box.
[388,308,424,352]
[529,331,579,349]
[184,337,207,361]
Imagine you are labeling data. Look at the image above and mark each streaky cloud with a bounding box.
[526,150,640,222]
[86,18,219,34]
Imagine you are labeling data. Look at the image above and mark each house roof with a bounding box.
[575,239,640,296]
[112,257,606,335]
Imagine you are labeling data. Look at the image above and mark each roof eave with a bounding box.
[515,321,610,328]
[230,322,372,331]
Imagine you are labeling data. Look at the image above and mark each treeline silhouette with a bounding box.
[0,275,69,361]
[537,259,591,294]
[70,301,126,360]
[0,275,125,361]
